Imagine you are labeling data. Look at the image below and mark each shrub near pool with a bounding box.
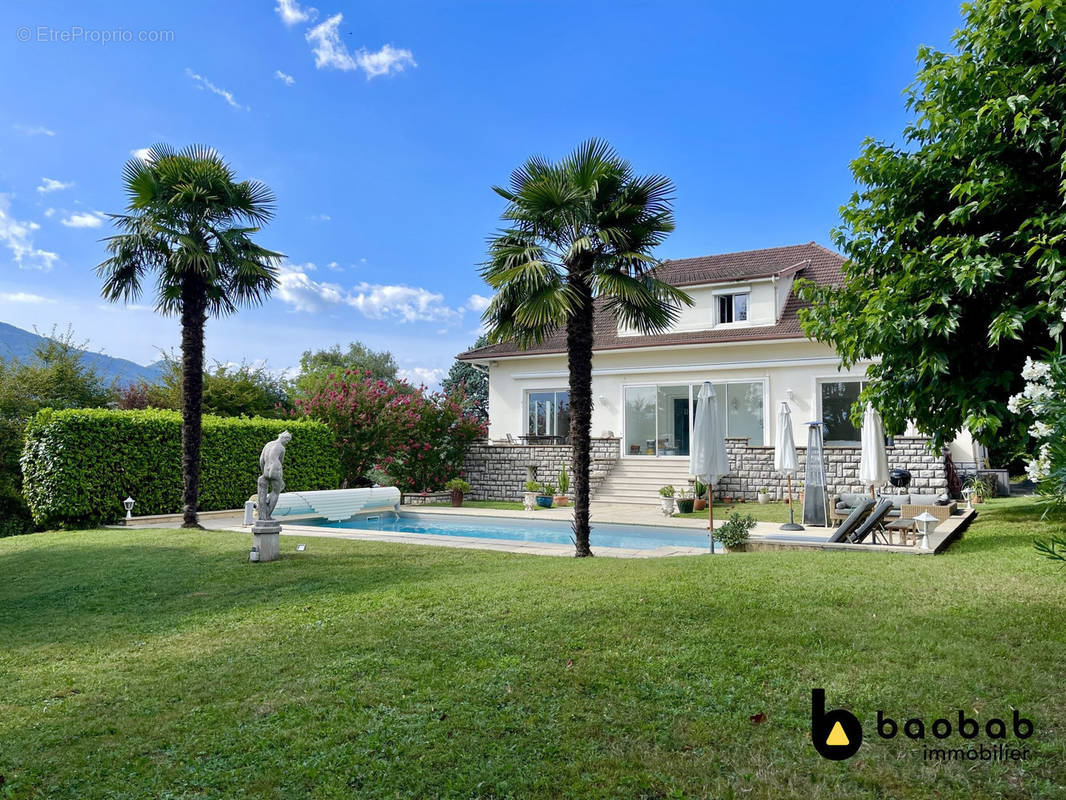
[20,408,340,528]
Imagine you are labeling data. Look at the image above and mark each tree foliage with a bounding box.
[295,371,485,491]
[131,353,289,418]
[290,341,401,400]
[797,0,1066,449]
[442,334,489,422]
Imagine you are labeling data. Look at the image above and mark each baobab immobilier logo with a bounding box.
[811,689,1034,762]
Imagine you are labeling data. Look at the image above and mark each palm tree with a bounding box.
[97,144,282,528]
[482,140,690,556]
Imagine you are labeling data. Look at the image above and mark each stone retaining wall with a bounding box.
[716,435,948,500]
[462,438,620,501]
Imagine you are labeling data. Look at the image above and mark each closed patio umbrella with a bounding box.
[690,381,729,551]
[859,403,889,498]
[774,401,803,531]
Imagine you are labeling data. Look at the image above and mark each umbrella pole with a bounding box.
[708,485,714,553]
[781,473,804,531]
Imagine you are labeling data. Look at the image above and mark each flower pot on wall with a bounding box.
[450,490,464,507]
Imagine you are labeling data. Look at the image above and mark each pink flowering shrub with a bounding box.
[295,370,486,491]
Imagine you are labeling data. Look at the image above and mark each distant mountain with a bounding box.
[0,321,165,386]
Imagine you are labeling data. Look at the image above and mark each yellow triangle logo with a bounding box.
[826,721,850,747]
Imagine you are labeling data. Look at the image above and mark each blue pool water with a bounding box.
[312,512,720,551]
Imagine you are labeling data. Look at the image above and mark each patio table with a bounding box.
[884,517,917,546]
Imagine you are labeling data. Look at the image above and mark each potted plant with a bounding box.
[757,486,771,504]
[523,480,539,511]
[676,487,695,514]
[445,477,471,507]
[659,485,676,516]
[554,465,570,507]
[718,511,756,553]
[536,482,556,509]
[965,474,995,504]
[693,478,707,511]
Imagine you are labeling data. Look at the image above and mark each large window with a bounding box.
[526,390,569,438]
[716,292,749,324]
[820,380,864,445]
[623,380,764,456]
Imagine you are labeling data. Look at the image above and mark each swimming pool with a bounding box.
[310,512,720,551]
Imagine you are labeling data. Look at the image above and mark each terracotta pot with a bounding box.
[553,496,569,507]
[694,499,707,511]
[450,490,464,507]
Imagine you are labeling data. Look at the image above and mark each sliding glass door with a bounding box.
[623,380,765,456]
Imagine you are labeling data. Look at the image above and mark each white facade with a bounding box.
[479,341,976,463]
[463,245,978,465]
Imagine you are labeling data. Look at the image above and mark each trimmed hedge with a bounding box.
[21,408,340,529]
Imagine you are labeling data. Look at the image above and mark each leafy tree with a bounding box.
[0,327,113,536]
[98,144,282,527]
[291,341,400,399]
[442,334,489,422]
[798,0,1066,451]
[481,140,689,556]
[135,353,289,418]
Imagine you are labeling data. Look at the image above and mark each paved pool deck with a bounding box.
[116,501,975,558]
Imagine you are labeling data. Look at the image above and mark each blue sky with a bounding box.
[0,0,962,385]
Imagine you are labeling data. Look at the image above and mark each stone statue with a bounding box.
[257,430,291,521]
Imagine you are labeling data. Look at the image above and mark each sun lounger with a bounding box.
[826,498,875,543]
[847,498,895,544]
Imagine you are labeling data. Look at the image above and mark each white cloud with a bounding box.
[185,68,248,110]
[37,177,74,193]
[0,292,55,304]
[356,44,417,78]
[0,194,59,271]
[275,0,317,26]
[61,211,107,229]
[305,14,416,79]
[130,147,152,161]
[43,208,55,218]
[276,264,461,323]
[275,69,295,86]
[399,366,445,388]
[310,213,331,221]
[466,294,492,312]
[326,261,343,272]
[13,124,55,137]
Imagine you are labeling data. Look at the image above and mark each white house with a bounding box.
[458,242,979,473]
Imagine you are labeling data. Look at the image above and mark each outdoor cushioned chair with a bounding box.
[830,492,871,525]
[827,498,875,543]
[848,498,895,544]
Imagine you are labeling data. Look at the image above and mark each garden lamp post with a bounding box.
[914,511,938,552]
[123,496,135,524]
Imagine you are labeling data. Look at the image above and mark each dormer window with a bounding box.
[716,292,749,324]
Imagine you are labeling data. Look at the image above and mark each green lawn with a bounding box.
[673,500,792,523]
[2,497,1064,798]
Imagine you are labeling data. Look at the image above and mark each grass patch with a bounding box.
[673,500,792,523]
[1,497,1064,797]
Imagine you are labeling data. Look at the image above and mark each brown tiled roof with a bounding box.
[458,242,844,361]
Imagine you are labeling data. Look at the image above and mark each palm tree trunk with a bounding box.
[567,265,595,557]
[180,275,207,528]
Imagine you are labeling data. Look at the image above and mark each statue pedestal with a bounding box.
[251,519,281,562]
